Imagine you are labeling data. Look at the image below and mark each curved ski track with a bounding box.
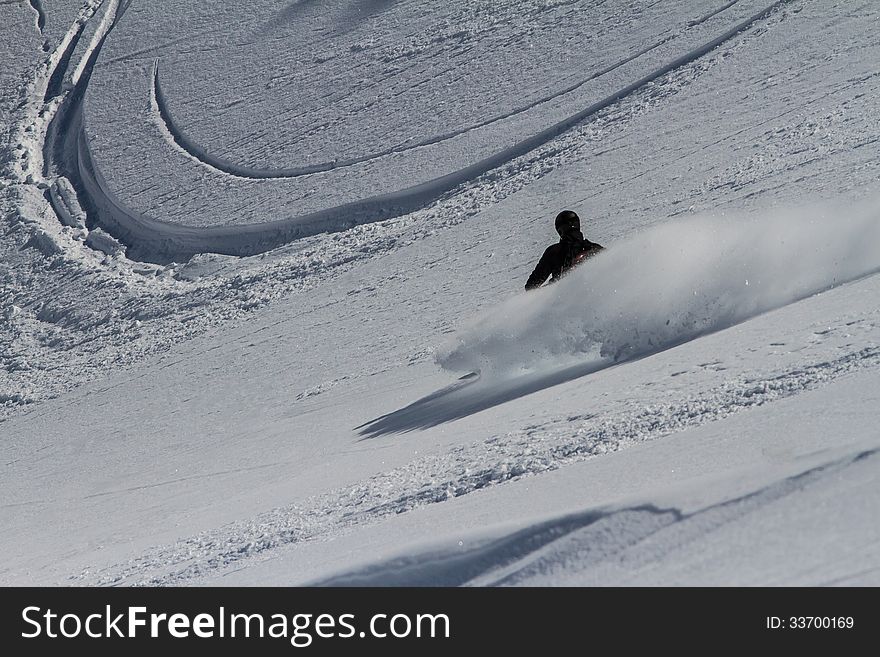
[151,35,680,179]
[51,0,792,261]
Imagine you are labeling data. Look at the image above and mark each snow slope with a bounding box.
[266,368,880,587]
[1,0,879,586]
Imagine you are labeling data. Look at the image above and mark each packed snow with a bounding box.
[1,0,879,587]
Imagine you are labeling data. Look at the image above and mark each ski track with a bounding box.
[0,0,856,426]
[76,340,880,585]
[42,22,85,102]
[3,0,106,190]
[688,0,741,27]
[74,0,794,261]
[3,0,879,585]
[99,25,234,66]
[151,34,681,180]
[27,0,46,35]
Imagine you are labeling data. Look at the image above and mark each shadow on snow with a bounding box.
[356,359,610,439]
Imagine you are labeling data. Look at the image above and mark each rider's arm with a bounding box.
[525,246,555,290]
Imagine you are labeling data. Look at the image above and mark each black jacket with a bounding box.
[525,230,603,290]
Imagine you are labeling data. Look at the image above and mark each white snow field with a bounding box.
[1,0,880,586]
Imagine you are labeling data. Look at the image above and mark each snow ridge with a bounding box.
[316,506,683,587]
[314,448,876,586]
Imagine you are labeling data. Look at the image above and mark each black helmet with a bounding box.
[555,210,580,235]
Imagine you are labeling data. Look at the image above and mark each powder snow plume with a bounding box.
[436,199,880,376]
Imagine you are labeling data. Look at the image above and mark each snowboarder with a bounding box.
[524,210,604,290]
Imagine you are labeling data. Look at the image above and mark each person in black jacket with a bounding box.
[525,210,604,290]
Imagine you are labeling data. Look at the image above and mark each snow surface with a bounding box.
[1,0,880,586]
